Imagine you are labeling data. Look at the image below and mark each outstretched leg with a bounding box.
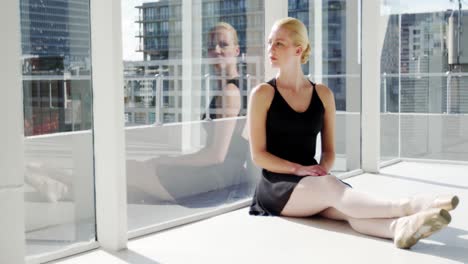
[319,207,396,238]
[280,175,408,219]
[319,206,451,249]
[282,176,452,249]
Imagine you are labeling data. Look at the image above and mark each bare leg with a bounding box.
[281,175,407,219]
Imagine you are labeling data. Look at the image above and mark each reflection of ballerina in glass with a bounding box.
[25,162,70,203]
[126,22,250,205]
[204,22,244,119]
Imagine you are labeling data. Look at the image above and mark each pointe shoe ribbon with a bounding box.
[394,208,451,249]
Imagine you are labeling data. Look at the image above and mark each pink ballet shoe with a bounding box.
[431,195,459,211]
[394,208,451,249]
[398,195,460,216]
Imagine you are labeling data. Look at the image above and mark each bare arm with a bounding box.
[316,84,336,173]
[248,84,302,174]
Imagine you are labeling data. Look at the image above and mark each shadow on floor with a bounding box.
[377,173,468,190]
[107,249,163,264]
[284,216,468,263]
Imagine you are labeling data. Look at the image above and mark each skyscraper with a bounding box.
[20,0,92,136]
[289,0,347,110]
[128,0,264,124]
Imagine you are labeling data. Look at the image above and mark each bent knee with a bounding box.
[297,174,340,189]
[304,174,340,183]
[302,175,348,196]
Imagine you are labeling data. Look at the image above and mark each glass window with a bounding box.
[122,0,264,233]
[380,1,468,163]
[20,0,96,257]
[289,0,362,175]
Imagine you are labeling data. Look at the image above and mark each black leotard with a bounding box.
[249,78,332,216]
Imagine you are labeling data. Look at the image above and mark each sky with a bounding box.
[121,0,468,61]
[383,0,468,14]
[121,0,152,61]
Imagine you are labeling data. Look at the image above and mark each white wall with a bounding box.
[90,0,128,251]
[0,0,25,263]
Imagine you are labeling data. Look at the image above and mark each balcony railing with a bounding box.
[123,56,262,125]
[381,72,468,114]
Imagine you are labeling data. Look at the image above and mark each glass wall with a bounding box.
[20,0,96,256]
[289,0,362,174]
[380,5,400,163]
[380,1,468,163]
[123,0,183,126]
[122,0,264,232]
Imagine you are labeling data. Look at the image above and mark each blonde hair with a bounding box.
[273,17,311,64]
[210,22,239,46]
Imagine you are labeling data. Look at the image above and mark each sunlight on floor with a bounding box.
[53,161,468,264]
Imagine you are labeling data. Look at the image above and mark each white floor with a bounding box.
[52,161,468,264]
